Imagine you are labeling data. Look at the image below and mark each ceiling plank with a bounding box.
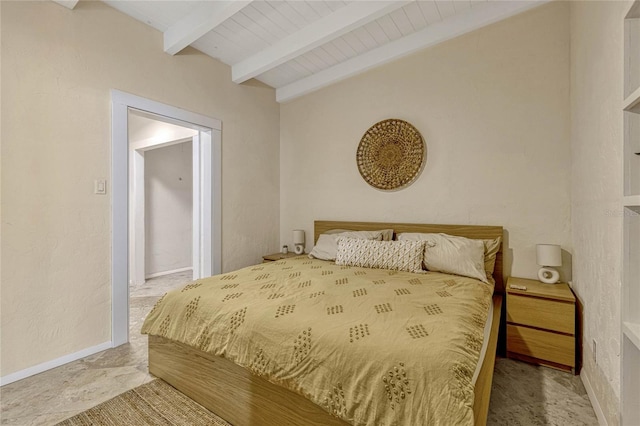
[276,0,550,103]
[52,0,79,10]
[232,1,412,84]
[164,1,254,56]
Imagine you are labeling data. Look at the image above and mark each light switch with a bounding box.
[94,179,107,195]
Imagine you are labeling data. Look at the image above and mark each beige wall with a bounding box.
[570,2,630,424]
[280,2,572,282]
[0,1,280,377]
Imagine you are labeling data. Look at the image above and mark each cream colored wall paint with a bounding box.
[280,2,572,282]
[0,0,279,377]
[145,142,193,276]
[570,2,629,424]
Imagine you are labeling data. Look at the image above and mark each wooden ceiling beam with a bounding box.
[164,1,253,56]
[232,1,411,84]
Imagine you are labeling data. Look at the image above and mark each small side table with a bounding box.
[506,276,577,373]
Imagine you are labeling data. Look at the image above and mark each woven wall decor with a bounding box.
[357,119,426,191]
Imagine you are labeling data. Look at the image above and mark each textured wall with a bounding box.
[280,2,572,282]
[0,0,280,377]
[145,142,193,276]
[570,2,630,424]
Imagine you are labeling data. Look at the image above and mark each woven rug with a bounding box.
[56,379,230,425]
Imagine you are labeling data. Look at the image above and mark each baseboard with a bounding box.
[0,341,112,387]
[145,267,192,280]
[581,371,608,426]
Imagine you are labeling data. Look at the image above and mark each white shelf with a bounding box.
[624,86,640,112]
[627,1,640,20]
[624,110,640,199]
[623,337,640,425]
[625,3,640,98]
[623,4,640,426]
[623,322,640,352]
[624,196,640,208]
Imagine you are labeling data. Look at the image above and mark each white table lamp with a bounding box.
[536,244,562,284]
[293,230,305,255]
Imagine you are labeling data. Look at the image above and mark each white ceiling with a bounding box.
[94,0,549,103]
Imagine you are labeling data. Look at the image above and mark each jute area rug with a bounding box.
[56,379,231,425]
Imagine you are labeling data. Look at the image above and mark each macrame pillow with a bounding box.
[335,238,425,273]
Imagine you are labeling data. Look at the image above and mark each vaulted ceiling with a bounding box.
[58,0,549,102]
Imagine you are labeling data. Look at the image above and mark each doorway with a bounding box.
[111,90,221,347]
[128,109,197,286]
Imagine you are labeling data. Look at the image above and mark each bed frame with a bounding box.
[149,221,504,426]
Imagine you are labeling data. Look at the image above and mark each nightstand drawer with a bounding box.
[507,325,575,367]
[507,294,574,334]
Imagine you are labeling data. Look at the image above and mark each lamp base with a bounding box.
[294,244,304,255]
[538,267,560,284]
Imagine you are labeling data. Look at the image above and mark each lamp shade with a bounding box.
[293,230,305,245]
[536,244,562,267]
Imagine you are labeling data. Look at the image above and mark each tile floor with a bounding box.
[487,359,598,425]
[1,271,599,425]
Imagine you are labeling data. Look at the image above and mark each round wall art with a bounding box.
[356,119,426,191]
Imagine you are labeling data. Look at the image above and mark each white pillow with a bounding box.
[308,231,383,261]
[482,237,502,285]
[335,238,425,273]
[397,233,488,283]
[325,228,394,241]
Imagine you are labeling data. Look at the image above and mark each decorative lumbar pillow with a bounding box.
[397,233,488,283]
[309,231,383,261]
[325,228,394,241]
[335,238,425,273]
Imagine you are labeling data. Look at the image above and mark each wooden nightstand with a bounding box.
[506,276,576,373]
[262,252,301,263]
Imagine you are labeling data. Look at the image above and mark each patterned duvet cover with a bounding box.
[142,256,493,425]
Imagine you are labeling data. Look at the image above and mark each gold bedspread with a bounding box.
[141,256,493,426]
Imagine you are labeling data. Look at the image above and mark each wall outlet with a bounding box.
[593,339,597,364]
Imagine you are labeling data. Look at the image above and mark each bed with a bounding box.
[144,221,504,425]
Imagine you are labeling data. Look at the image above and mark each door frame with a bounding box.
[111,90,222,346]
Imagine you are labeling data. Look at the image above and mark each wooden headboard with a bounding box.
[314,220,505,294]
